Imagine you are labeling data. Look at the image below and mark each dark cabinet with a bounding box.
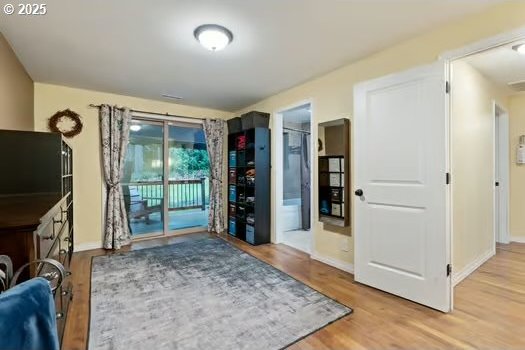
[227,128,270,245]
[0,130,74,346]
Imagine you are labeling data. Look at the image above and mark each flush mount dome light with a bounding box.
[513,43,525,55]
[194,24,233,51]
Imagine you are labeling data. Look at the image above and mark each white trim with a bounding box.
[74,241,103,252]
[272,99,315,256]
[510,236,525,243]
[440,25,525,61]
[272,109,284,244]
[444,59,453,311]
[441,28,525,309]
[452,248,495,287]
[310,250,354,274]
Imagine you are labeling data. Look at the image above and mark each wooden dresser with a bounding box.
[0,130,74,346]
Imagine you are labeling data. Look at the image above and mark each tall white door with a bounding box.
[354,61,451,312]
[495,114,501,241]
[494,109,510,244]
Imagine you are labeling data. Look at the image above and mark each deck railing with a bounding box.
[126,178,208,211]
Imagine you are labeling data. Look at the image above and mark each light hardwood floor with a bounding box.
[63,234,524,349]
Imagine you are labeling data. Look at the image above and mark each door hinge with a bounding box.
[445,81,450,94]
[447,264,452,277]
[446,172,451,185]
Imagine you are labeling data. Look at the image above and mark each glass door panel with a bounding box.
[167,123,209,231]
[122,120,164,237]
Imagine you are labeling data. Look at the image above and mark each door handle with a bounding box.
[354,189,364,197]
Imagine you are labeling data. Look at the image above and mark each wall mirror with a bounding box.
[318,118,350,227]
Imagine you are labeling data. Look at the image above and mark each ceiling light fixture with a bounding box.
[130,124,142,132]
[512,43,525,55]
[194,24,233,51]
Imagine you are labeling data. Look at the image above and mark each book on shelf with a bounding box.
[236,135,246,150]
[229,151,236,167]
[228,204,236,216]
[228,185,236,202]
[228,168,237,183]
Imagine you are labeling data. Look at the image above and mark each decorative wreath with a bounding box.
[48,109,83,138]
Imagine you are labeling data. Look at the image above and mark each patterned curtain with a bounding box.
[203,119,226,233]
[99,105,131,249]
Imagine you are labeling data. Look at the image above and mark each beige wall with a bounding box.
[235,2,525,267]
[450,61,509,273]
[509,94,525,240]
[0,32,33,130]
[34,83,232,247]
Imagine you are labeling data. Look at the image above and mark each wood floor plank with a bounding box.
[62,235,525,349]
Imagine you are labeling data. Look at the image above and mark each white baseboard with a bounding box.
[310,251,354,274]
[74,241,103,252]
[452,248,495,287]
[510,236,525,243]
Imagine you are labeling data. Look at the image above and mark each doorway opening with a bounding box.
[122,117,210,238]
[274,103,313,253]
[350,28,525,312]
[449,39,521,287]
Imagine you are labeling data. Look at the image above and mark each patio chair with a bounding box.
[127,187,163,224]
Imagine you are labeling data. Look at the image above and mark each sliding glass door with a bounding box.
[122,118,209,238]
[122,120,165,236]
[167,123,209,231]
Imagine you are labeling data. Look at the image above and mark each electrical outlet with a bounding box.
[341,237,349,252]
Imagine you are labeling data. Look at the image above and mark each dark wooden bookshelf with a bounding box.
[227,128,270,245]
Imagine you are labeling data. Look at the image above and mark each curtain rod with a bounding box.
[88,104,216,121]
[283,126,311,135]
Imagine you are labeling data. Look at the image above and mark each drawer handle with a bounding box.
[56,312,64,319]
[42,233,55,240]
[59,249,67,255]
[61,290,69,296]
[63,237,70,242]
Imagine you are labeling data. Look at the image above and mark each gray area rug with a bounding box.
[89,238,352,350]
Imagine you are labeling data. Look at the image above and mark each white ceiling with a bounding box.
[0,0,505,111]
[463,42,525,92]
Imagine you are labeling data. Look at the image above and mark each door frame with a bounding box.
[272,99,314,254]
[439,26,525,287]
[493,101,511,245]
